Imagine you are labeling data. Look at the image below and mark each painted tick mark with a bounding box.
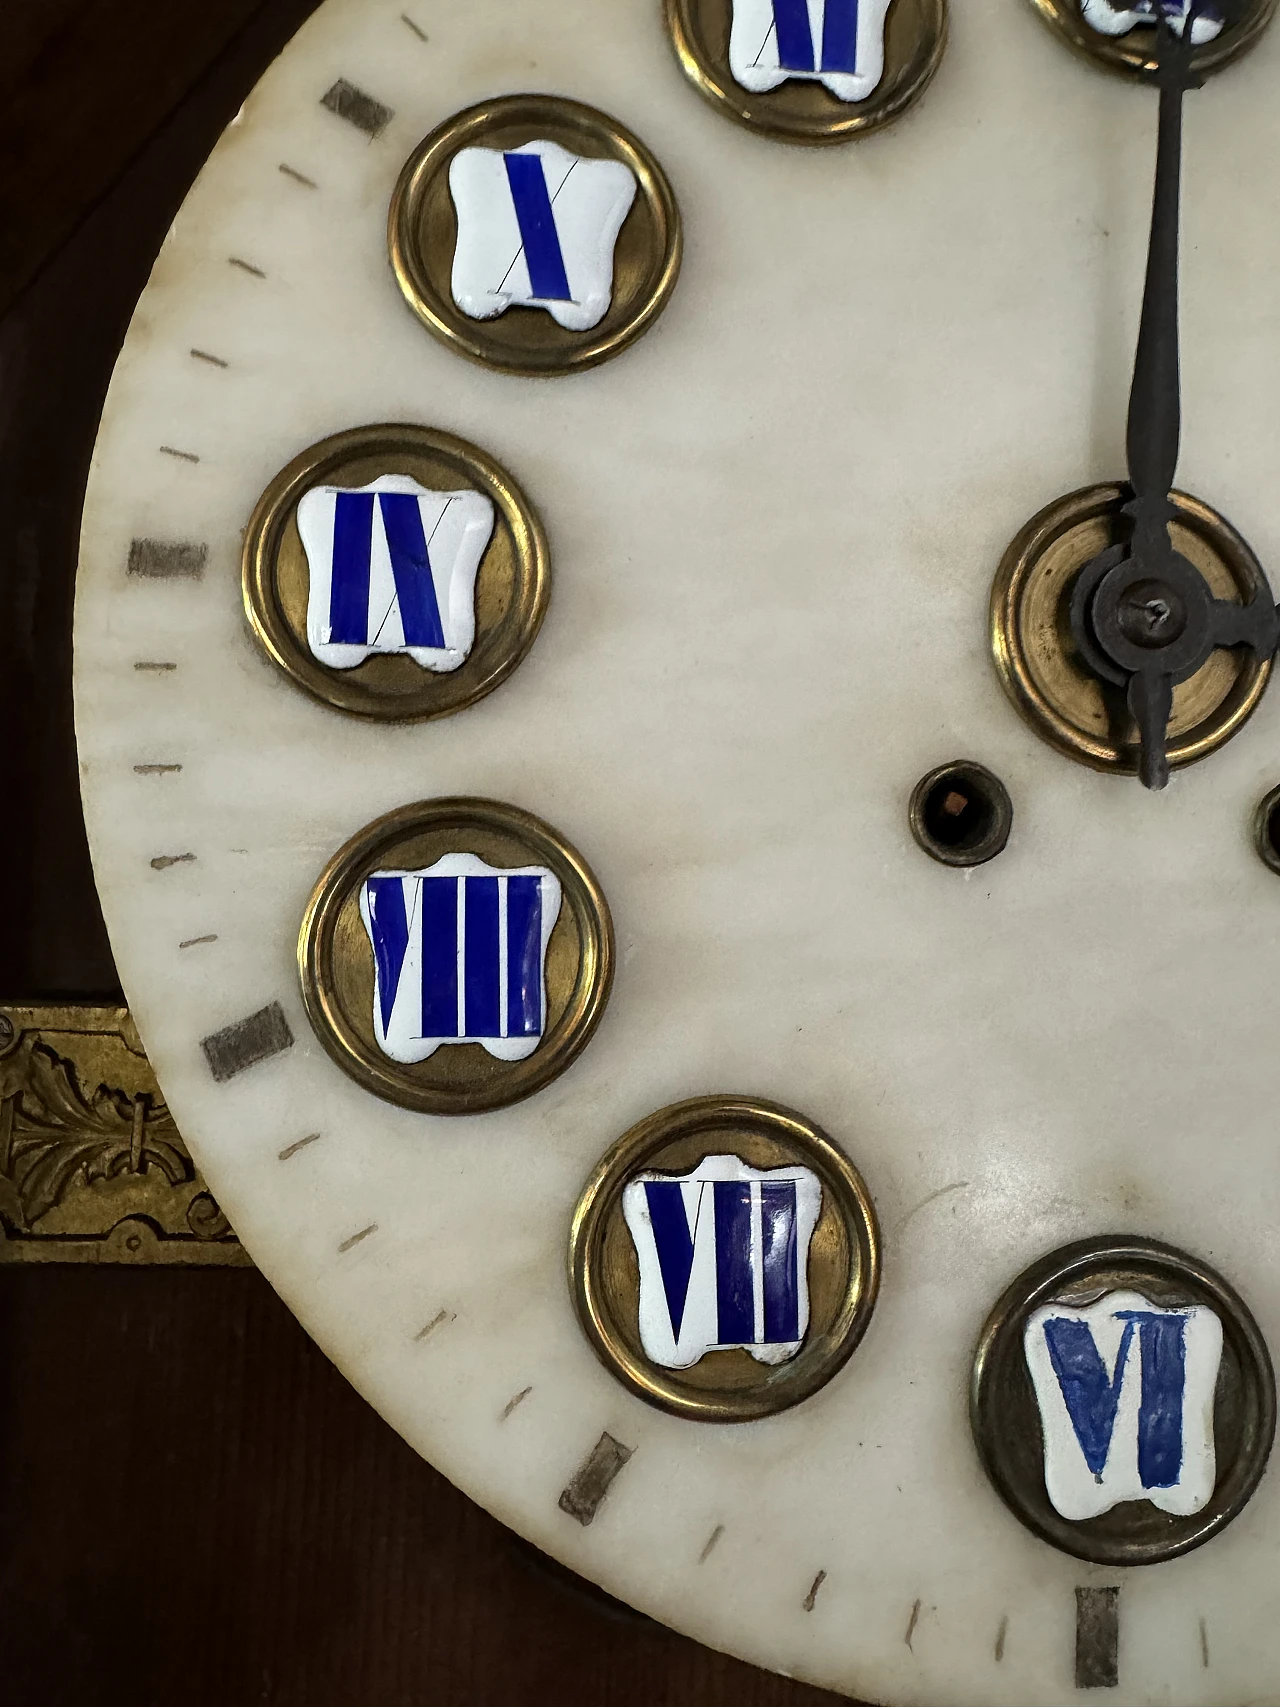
[803,1571,826,1613]
[179,934,217,950]
[190,349,229,368]
[134,764,182,775]
[278,1132,321,1162]
[501,1385,533,1420]
[158,445,200,463]
[279,163,317,188]
[995,1615,1008,1663]
[559,1433,633,1527]
[151,853,196,870]
[699,1524,725,1564]
[414,1310,454,1343]
[338,1224,377,1254]
[228,255,266,278]
[401,12,428,39]
[134,661,177,672]
[905,1599,922,1650]
[1199,1617,1209,1669]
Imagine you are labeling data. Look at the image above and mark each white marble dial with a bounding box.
[73,1,1280,1702]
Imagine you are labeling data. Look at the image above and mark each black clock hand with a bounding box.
[1070,0,1279,790]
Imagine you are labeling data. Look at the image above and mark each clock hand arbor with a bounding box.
[1069,0,1280,790]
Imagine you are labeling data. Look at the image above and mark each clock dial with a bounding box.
[73,0,1280,1703]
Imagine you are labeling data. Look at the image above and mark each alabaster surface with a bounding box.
[74,1,1280,1701]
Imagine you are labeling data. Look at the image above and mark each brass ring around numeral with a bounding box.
[300,799,613,1115]
[664,0,948,145]
[1024,0,1278,79]
[971,1235,1276,1566]
[242,424,549,721]
[569,1096,880,1422]
[388,94,682,377]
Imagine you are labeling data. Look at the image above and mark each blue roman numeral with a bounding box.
[506,875,544,1037]
[503,153,572,303]
[645,1182,700,1340]
[644,1178,801,1346]
[772,0,859,73]
[327,491,447,648]
[365,873,546,1043]
[365,875,412,1034]
[1043,1311,1190,1487]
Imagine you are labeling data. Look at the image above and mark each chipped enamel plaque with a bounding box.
[389,95,681,374]
[243,425,548,719]
[972,1239,1276,1566]
[665,0,947,141]
[300,800,611,1113]
[570,1098,879,1420]
[1026,0,1276,76]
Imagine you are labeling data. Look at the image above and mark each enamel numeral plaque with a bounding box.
[299,799,613,1113]
[665,0,948,142]
[242,424,548,720]
[971,1237,1277,1566]
[389,95,682,376]
[570,1097,880,1420]
[1025,0,1278,77]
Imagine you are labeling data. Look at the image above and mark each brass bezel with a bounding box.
[664,0,948,145]
[971,1235,1276,1566]
[991,483,1272,777]
[242,423,549,722]
[1024,0,1279,80]
[388,95,682,377]
[569,1096,881,1423]
[299,798,614,1115]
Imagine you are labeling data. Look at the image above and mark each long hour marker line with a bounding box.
[151,853,196,870]
[228,256,266,278]
[159,445,200,463]
[994,1615,1008,1663]
[190,349,229,368]
[179,934,218,950]
[802,1570,827,1613]
[698,1524,724,1564]
[134,763,182,775]
[338,1224,378,1254]
[401,12,427,39]
[279,163,318,188]
[559,1432,633,1527]
[134,661,177,672]
[201,1002,294,1082]
[128,538,206,579]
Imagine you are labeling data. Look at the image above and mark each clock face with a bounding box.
[72,1,1280,1703]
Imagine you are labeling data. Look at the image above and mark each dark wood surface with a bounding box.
[0,4,857,1703]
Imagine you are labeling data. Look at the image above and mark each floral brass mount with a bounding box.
[0,1004,248,1265]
